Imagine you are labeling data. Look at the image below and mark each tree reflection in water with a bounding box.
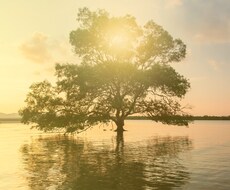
[21,133,193,190]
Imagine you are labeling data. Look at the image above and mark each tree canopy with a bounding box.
[19,8,191,134]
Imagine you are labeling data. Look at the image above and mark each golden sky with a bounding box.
[0,0,230,115]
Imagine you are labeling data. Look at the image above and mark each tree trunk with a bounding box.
[115,118,125,133]
[115,131,124,153]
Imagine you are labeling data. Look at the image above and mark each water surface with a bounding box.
[0,120,230,189]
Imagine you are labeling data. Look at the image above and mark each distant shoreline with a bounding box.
[1,116,230,124]
[126,116,230,121]
[0,118,21,123]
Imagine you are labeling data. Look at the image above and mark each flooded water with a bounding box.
[0,120,230,190]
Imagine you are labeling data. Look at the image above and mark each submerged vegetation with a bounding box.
[19,8,191,134]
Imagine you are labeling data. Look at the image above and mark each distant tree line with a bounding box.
[1,115,230,124]
[126,115,230,121]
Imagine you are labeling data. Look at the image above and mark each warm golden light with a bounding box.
[108,31,128,49]
[110,35,125,46]
[0,0,229,116]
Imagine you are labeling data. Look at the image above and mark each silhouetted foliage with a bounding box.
[19,8,191,133]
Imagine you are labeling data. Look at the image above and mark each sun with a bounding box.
[110,34,126,46]
[105,26,135,55]
[106,28,129,49]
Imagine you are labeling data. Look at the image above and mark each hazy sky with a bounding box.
[0,0,230,115]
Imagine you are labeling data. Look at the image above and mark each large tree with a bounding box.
[19,8,191,134]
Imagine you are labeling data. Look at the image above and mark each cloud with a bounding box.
[182,1,230,44]
[33,71,41,76]
[193,21,230,44]
[19,33,52,64]
[208,59,223,71]
[19,32,78,65]
[190,76,207,82]
[165,0,183,8]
